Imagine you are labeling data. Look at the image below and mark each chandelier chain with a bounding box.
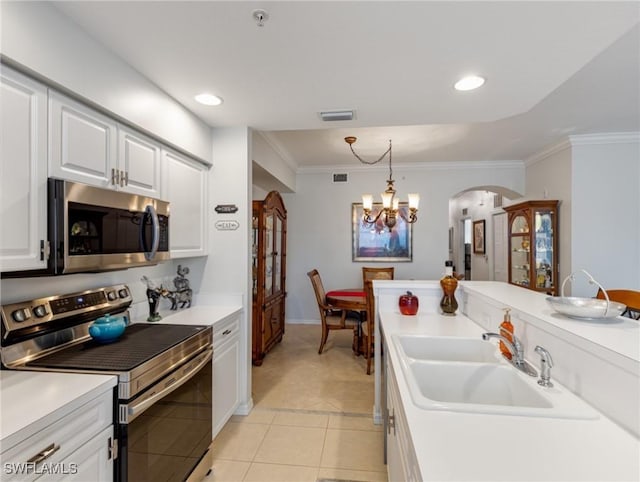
[348,140,392,166]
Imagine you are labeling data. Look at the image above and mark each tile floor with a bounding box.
[206,324,387,482]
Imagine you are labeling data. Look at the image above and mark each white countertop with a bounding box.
[133,305,242,327]
[0,371,116,452]
[381,311,640,481]
[461,281,640,372]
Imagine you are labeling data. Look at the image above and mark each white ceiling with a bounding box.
[52,1,640,168]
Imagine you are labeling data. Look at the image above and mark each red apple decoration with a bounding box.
[399,291,419,315]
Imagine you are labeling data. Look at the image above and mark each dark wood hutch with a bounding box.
[252,191,287,365]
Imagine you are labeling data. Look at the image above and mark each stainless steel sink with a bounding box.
[394,335,501,363]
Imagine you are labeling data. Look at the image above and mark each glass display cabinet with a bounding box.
[252,191,287,365]
[503,200,559,295]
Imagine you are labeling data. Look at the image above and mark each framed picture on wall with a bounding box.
[473,219,486,254]
[352,202,413,262]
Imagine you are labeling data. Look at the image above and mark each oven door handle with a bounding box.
[120,347,212,424]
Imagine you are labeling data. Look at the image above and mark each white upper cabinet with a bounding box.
[118,125,162,198]
[49,91,162,196]
[49,90,116,188]
[162,149,208,258]
[0,66,48,272]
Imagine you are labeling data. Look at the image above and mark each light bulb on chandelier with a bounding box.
[345,136,419,231]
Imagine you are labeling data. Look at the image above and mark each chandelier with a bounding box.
[345,136,419,230]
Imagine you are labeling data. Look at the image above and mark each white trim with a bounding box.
[297,159,524,175]
[285,319,321,325]
[525,138,571,167]
[569,132,640,146]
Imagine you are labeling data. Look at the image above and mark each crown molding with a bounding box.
[525,138,571,167]
[297,159,524,175]
[569,132,640,146]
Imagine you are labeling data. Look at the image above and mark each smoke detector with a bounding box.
[252,9,269,27]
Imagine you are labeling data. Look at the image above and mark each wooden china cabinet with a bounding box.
[252,191,287,366]
[503,200,559,295]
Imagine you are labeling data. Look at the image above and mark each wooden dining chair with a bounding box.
[363,279,376,375]
[307,269,359,354]
[362,267,395,286]
[596,289,640,320]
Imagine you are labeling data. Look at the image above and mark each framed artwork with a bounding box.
[473,219,486,254]
[352,202,412,262]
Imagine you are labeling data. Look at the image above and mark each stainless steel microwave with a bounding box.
[44,179,170,274]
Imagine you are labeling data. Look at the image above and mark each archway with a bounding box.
[449,185,523,281]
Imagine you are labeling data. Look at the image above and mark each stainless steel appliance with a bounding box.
[6,179,170,277]
[1,285,213,482]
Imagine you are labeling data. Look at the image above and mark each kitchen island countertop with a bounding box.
[381,309,640,481]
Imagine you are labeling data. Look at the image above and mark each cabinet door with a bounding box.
[49,91,117,188]
[213,337,240,438]
[162,149,208,257]
[0,67,48,272]
[40,426,114,481]
[509,212,531,289]
[386,374,405,482]
[117,125,161,197]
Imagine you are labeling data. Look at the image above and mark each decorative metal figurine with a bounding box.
[162,265,193,310]
[141,276,163,321]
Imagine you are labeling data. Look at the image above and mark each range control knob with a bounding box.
[33,305,48,318]
[107,291,118,301]
[118,288,129,299]
[12,308,31,323]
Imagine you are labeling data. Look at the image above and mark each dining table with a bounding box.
[326,288,367,312]
[326,288,367,355]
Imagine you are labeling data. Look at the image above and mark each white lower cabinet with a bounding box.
[2,389,114,482]
[386,355,421,482]
[162,148,209,258]
[0,65,48,273]
[37,426,113,482]
[212,315,241,438]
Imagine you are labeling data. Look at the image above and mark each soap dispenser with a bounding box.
[499,308,513,360]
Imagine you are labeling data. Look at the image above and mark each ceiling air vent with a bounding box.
[494,193,504,208]
[333,173,348,183]
[462,208,468,216]
[319,110,354,122]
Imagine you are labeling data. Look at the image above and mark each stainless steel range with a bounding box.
[1,285,213,482]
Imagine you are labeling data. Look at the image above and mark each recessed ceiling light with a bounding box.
[454,75,485,91]
[195,93,223,106]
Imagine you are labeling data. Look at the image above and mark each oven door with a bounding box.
[117,348,212,482]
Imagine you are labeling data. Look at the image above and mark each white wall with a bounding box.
[252,133,296,193]
[525,140,573,291]
[570,134,640,295]
[284,162,524,323]
[200,127,253,413]
[0,2,212,163]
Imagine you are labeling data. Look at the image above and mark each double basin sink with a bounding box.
[393,334,598,419]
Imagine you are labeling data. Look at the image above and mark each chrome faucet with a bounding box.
[482,332,537,377]
[534,346,554,387]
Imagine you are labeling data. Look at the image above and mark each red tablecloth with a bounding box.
[326,290,366,297]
